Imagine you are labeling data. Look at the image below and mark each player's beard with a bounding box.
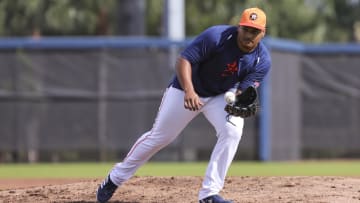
[238,38,255,53]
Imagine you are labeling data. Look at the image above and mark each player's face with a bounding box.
[237,26,264,53]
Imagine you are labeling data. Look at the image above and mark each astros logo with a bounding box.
[221,61,238,77]
[250,13,257,21]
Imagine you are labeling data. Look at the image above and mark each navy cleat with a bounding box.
[96,175,118,203]
[199,195,233,203]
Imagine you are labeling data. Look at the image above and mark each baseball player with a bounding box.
[97,7,271,203]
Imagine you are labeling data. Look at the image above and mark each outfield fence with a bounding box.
[0,37,359,162]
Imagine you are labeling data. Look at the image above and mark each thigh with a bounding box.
[152,87,200,137]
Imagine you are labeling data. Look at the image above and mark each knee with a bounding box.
[219,123,243,141]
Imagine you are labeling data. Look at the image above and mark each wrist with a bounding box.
[183,87,195,93]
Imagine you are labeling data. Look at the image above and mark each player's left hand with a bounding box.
[224,86,258,118]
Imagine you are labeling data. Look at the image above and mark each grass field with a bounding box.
[1,161,360,179]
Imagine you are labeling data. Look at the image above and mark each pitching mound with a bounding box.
[0,176,359,202]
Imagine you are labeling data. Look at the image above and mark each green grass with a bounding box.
[0,161,360,179]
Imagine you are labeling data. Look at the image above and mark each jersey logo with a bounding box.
[221,60,238,77]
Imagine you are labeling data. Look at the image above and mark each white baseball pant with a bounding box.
[109,86,244,200]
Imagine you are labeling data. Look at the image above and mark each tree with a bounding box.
[0,0,117,36]
[0,0,359,43]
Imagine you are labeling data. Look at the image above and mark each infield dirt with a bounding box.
[0,176,359,203]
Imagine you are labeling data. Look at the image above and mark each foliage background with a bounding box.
[0,0,359,43]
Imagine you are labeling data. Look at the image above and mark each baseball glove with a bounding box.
[224,86,259,118]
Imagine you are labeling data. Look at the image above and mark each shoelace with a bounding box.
[100,177,116,192]
[200,199,213,203]
[100,177,109,188]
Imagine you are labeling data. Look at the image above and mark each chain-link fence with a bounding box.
[0,37,359,162]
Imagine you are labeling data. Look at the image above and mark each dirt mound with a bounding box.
[0,176,359,203]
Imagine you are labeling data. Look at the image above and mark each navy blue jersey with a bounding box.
[170,25,271,97]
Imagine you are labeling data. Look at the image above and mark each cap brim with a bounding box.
[239,22,265,31]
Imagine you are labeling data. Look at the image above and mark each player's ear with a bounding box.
[261,30,266,38]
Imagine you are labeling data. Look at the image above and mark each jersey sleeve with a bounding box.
[238,49,271,91]
[180,27,218,64]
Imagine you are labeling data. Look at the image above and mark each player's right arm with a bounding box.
[175,57,203,111]
[176,26,222,111]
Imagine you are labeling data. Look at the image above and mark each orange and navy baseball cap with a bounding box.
[239,7,266,31]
